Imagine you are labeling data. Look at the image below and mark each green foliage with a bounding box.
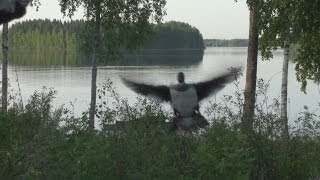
[59,0,167,59]
[205,77,320,179]
[0,88,64,178]
[145,21,204,49]
[29,0,41,11]
[258,0,320,91]
[193,123,253,179]
[291,1,320,91]
[8,19,85,51]
[0,78,320,178]
[5,20,204,66]
[258,0,292,60]
[8,19,203,50]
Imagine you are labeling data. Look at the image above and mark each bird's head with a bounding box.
[177,72,185,83]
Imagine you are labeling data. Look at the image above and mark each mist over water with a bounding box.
[3,47,319,124]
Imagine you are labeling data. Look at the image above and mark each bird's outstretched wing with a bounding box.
[121,77,171,102]
[194,70,240,101]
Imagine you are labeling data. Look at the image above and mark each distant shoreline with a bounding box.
[204,39,248,47]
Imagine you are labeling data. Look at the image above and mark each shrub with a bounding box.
[0,78,319,179]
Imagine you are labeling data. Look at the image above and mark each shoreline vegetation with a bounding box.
[0,19,205,66]
[1,78,319,178]
[6,20,204,51]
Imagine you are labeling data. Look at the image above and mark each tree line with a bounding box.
[1,19,204,66]
[204,39,248,47]
[8,19,82,51]
[4,19,204,52]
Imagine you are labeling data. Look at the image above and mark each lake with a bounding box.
[3,47,319,124]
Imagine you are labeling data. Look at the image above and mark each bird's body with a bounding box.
[169,83,198,118]
[169,83,200,130]
[121,70,239,131]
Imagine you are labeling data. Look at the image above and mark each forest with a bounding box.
[6,19,204,51]
[1,19,204,66]
[1,0,320,179]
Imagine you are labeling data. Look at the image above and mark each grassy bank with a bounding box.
[0,80,320,179]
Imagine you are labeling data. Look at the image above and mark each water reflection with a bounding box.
[3,47,319,123]
[9,49,87,67]
[9,49,204,67]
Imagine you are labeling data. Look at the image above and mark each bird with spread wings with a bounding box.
[121,70,240,131]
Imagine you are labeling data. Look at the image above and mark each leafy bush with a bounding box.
[0,78,319,179]
[192,123,253,179]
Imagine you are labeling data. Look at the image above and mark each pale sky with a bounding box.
[16,0,249,39]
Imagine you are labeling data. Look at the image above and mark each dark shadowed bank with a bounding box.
[0,79,320,179]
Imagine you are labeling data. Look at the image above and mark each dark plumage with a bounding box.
[121,70,240,131]
[121,78,171,102]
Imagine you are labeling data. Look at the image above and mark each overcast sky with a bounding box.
[16,0,249,39]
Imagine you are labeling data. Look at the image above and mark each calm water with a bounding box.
[3,47,320,122]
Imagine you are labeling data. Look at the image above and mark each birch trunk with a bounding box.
[88,12,101,129]
[2,23,8,112]
[281,39,290,140]
[242,0,259,133]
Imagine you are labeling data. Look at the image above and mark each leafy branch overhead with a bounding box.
[59,0,167,58]
[29,0,41,11]
[258,0,320,91]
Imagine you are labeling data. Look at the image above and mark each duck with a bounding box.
[121,70,239,131]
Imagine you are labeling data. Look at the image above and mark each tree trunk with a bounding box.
[242,0,259,133]
[281,39,290,140]
[88,13,101,129]
[2,23,8,112]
